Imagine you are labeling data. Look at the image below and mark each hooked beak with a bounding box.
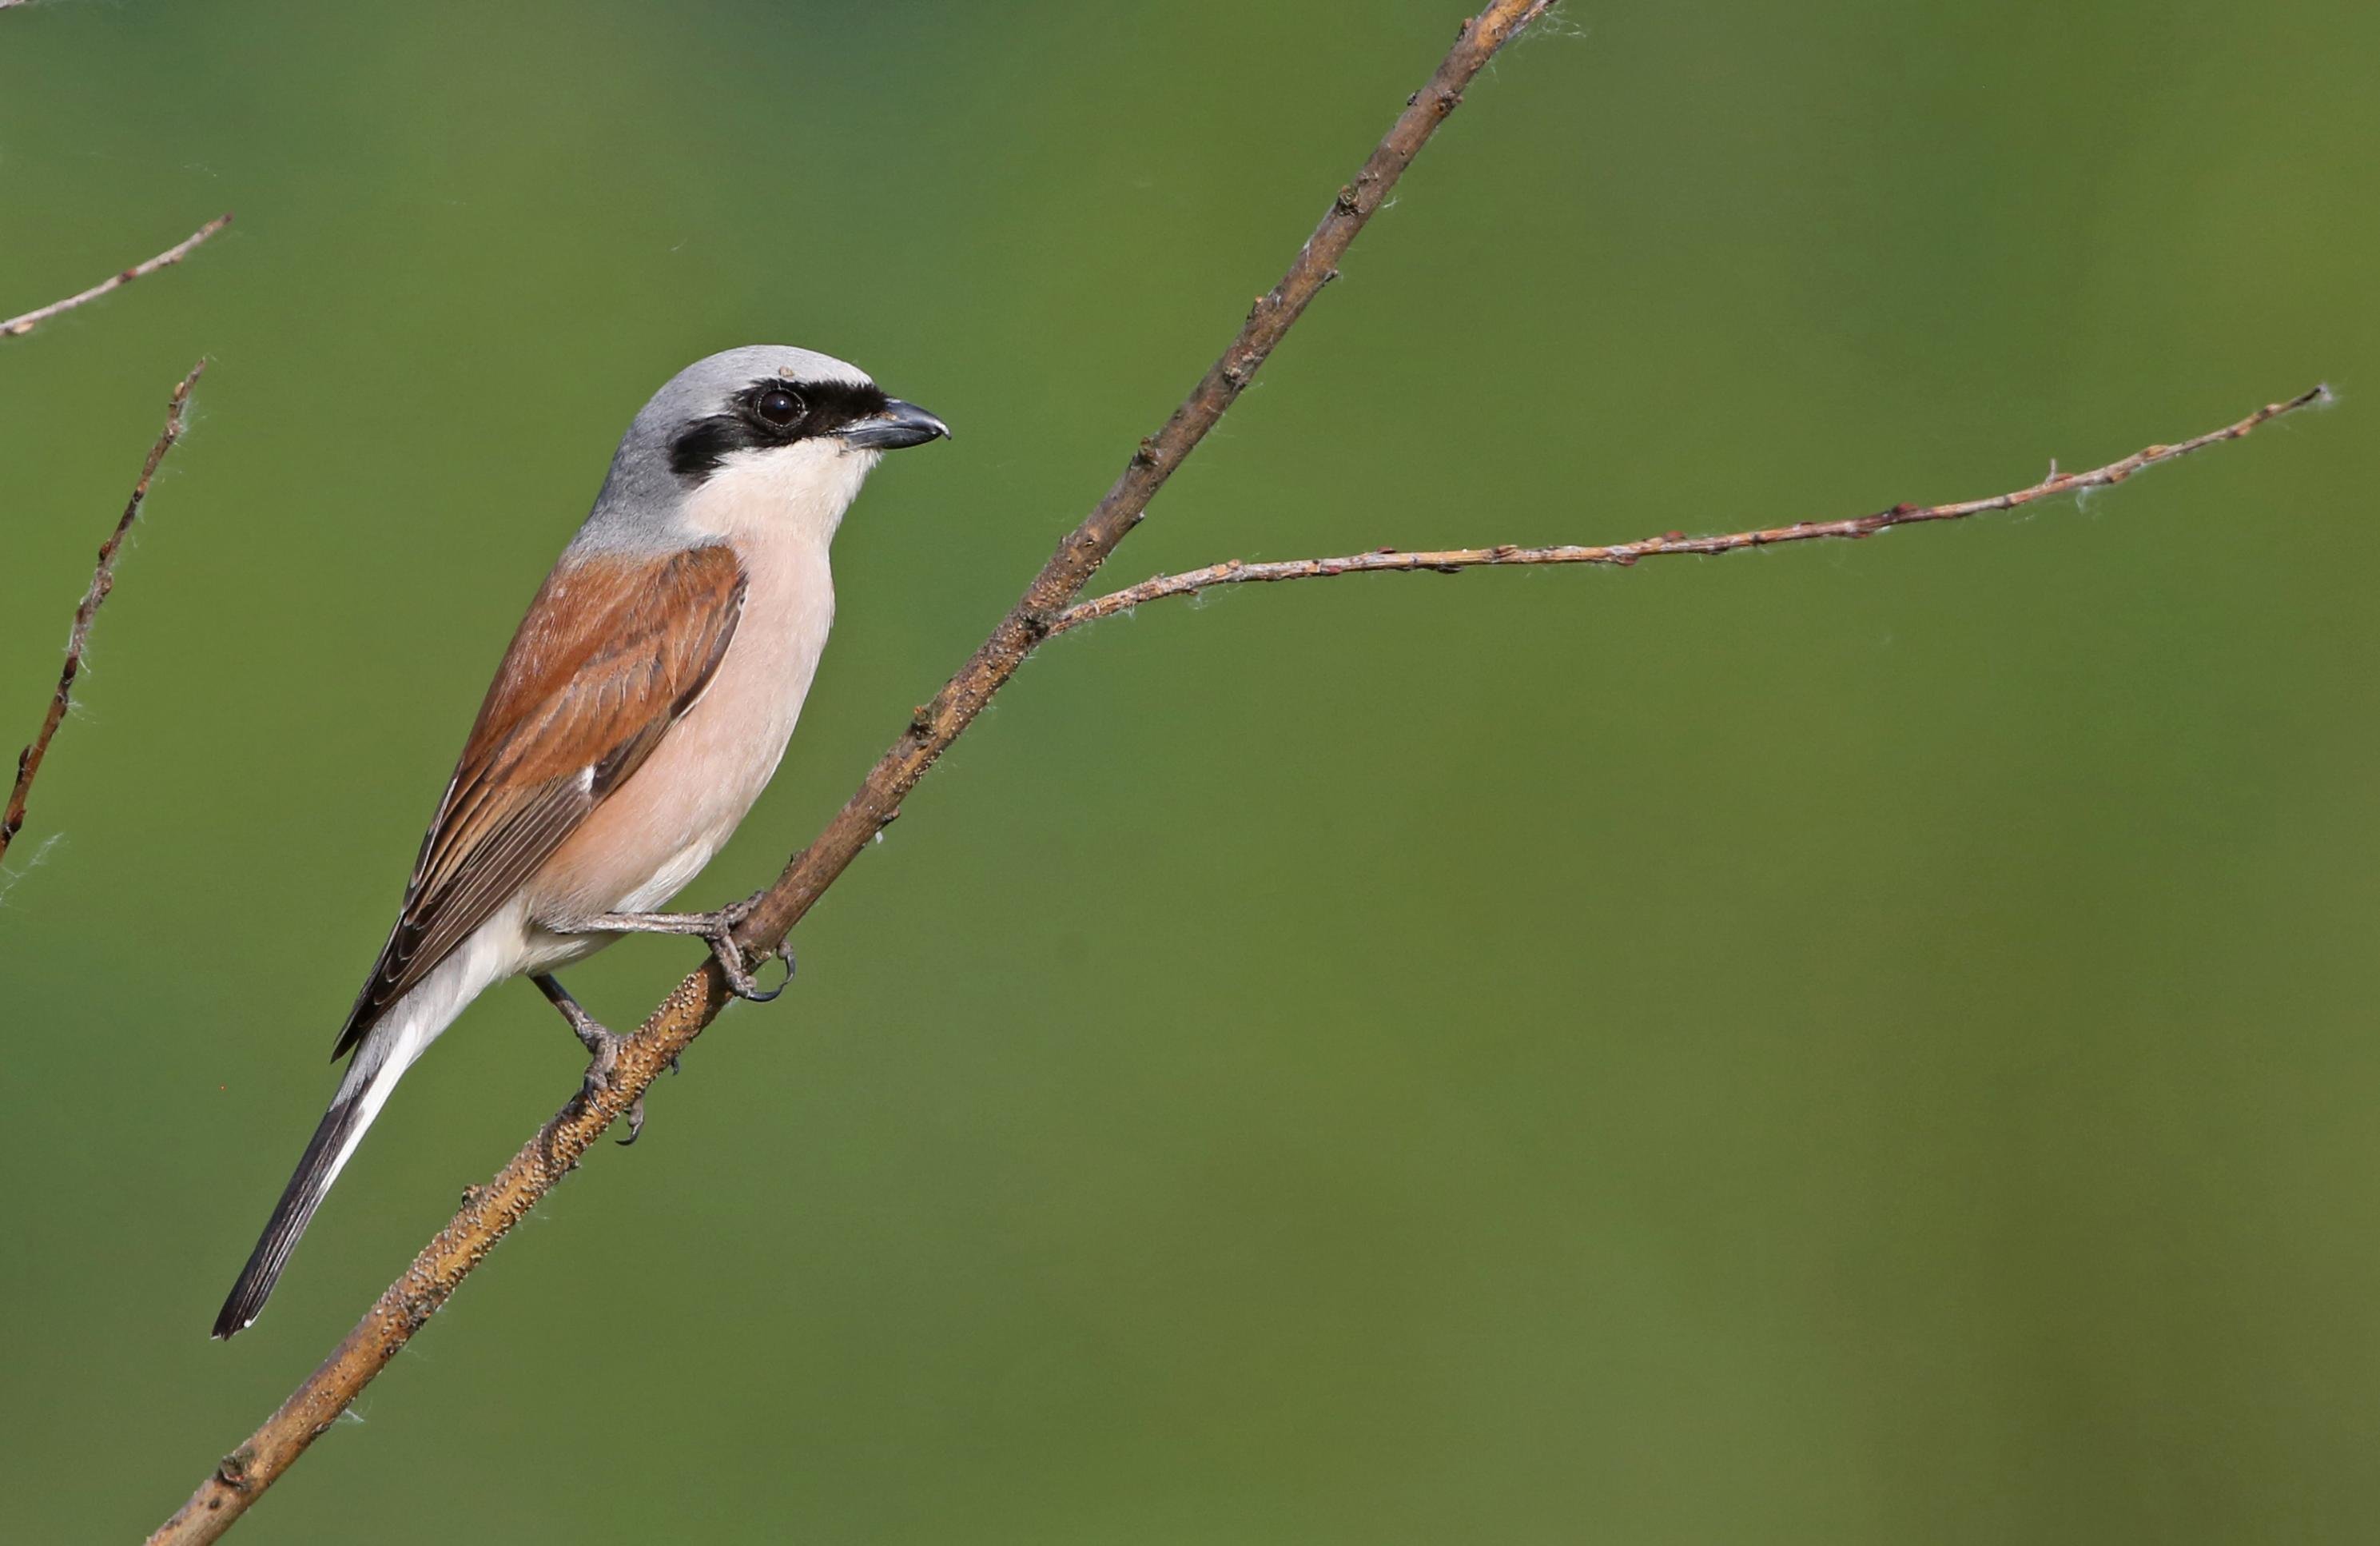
[840,398,951,452]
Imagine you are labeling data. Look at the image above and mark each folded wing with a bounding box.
[332,544,746,1058]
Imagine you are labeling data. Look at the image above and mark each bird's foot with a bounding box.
[534,973,647,1145]
[587,892,794,1004]
[578,1028,649,1146]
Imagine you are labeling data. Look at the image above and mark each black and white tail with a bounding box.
[212,1024,425,1339]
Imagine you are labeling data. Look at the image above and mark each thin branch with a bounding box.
[147,5,1554,1540]
[0,215,231,340]
[1050,384,2334,636]
[2,362,205,870]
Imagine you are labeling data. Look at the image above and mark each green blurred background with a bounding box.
[3,1,2374,1540]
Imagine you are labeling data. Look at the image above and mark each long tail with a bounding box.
[211,1028,420,1339]
[213,910,526,1337]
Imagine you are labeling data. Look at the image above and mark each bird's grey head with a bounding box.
[579,345,948,551]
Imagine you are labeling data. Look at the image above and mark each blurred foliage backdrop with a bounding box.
[4,1,2376,1540]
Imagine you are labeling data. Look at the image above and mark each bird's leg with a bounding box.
[532,973,647,1146]
[581,891,792,1003]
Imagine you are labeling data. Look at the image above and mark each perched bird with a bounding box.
[213,345,948,1338]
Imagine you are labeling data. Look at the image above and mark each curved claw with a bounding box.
[739,954,790,1003]
[710,934,790,1003]
[616,1096,646,1146]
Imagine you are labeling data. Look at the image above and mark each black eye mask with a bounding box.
[667,377,892,482]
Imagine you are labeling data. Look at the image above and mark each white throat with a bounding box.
[676,440,879,548]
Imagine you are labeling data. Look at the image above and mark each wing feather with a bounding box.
[332,544,746,1058]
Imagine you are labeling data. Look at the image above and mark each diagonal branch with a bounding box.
[2,362,205,870]
[1049,384,2333,636]
[1,215,232,341]
[147,3,1556,1540]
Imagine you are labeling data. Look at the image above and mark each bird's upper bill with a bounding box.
[840,398,950,452]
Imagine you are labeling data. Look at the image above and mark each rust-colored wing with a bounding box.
[332,544,746,1057]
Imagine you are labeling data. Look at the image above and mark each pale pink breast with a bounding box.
[524,529,834,927]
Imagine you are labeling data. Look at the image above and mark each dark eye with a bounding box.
[754,388,803,428]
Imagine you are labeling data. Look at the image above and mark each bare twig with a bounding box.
[0,215,231,340]
[148,6,1556,1540]
[1051,384,2334,635]
[2,362,205,870]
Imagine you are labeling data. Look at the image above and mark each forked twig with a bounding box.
[147,2,2330,1538]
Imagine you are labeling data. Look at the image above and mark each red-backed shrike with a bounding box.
[213,345,948,1337]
